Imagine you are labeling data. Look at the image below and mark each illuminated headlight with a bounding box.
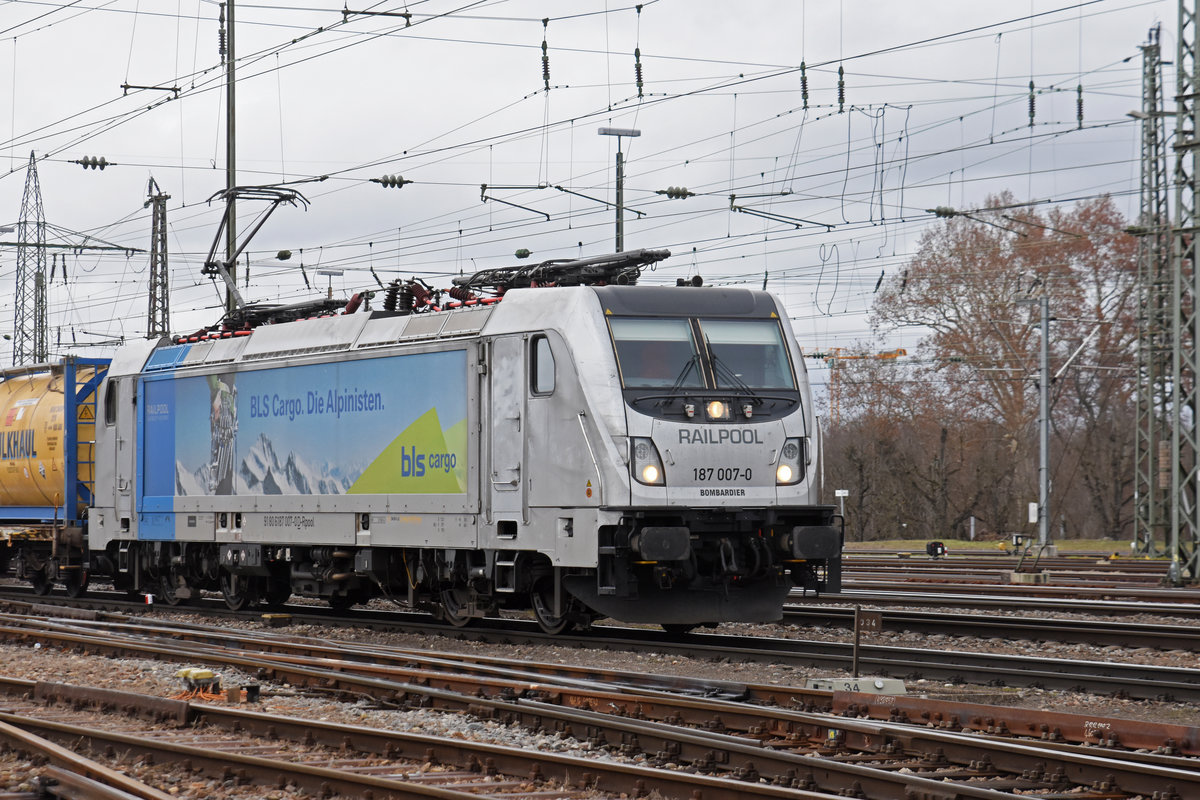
[776,438,804,486]
[632,437,666,486]
[706,400,730,420]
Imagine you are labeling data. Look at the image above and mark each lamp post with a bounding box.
[598,127,640,252]
[1017,295,1052,547]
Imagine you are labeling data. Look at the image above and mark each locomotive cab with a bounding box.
[558,285,841,628]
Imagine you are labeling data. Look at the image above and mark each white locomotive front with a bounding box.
[556,285,842,629]
[73,250,841,633]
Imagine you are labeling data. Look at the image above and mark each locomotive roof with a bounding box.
[113,283,785,378]
[591,284,780,317]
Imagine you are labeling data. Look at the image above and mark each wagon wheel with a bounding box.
[530,578,574,635]
[220,572,255,611]
[64,569,89,599]
[30,570,52,596]
[438,585,476,628]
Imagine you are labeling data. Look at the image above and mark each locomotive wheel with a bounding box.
[328,593,356,612]
[660,623,698,635]
[439,586,475,627]
[159,574,189,606]
[221,573,255,611]
[64,570,89,599]
[262,579,291,608]
[530,580,574,635]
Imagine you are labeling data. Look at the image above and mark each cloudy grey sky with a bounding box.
[0,0,1172,367]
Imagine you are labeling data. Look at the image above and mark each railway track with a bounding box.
[807,588,1200,618]
[0,605,1196,799]
[835,578,1200,603]
[843,552,1172,577]
[6,588,1200,702]
[781,606,1200,650]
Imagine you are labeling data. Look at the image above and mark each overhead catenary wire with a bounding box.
[0,0,1153,363]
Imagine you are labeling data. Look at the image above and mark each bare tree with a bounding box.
[825,195,1137,541]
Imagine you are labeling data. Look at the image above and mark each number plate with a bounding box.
[692,466,753,482]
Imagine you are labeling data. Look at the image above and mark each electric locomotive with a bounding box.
[1,248,841,633]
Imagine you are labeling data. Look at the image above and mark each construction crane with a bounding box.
[805,347,907,426]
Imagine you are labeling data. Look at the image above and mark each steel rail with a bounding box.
[0,718,174,800]
[806,589,1200,617]
[782,606,1200,650]
[836,578,1200,603]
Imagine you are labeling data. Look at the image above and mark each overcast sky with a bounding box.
[0,0,1172,367]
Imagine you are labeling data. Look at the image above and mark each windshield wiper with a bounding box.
[668,353,701,394]
[705,335,761,402]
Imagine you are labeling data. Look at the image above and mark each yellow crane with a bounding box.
[805,347,907,425]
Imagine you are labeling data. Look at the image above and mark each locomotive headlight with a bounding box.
[631,437,666,486]
[706,400,729,420]
[775,438,804,486]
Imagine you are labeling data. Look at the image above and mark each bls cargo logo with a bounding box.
[400,445,458,477]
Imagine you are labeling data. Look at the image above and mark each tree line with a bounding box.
[819,193,1137,543]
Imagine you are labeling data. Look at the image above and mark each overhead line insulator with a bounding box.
[372,174,412,188]
[75,156,111,170]
[634,47,644,98]
[541,18,551,91]
[656,186,695,199]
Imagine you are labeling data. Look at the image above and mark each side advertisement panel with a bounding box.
[142,350,468,500]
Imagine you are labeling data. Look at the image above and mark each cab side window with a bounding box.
[531,335,555,395]
[104,379,118,426]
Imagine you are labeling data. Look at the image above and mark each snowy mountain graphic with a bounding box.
[175,433,361,495]
[175,461,208,496]
[239,433,358,495]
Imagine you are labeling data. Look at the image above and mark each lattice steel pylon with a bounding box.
[1170,0,1200,583]
[145,177,171,338]
[1133,25,1172,556]
[13,152,48,365]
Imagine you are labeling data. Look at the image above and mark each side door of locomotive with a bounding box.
[488,335,525,524]
[105,376,138,534]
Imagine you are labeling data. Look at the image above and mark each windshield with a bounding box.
[700,319,796,390]
[609,316,796,391]
[609,318,703,388]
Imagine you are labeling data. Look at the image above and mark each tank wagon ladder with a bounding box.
[63,357,109,522]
